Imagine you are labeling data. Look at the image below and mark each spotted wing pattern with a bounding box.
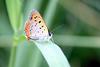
[25,9,51,40]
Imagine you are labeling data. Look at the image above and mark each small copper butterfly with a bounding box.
[24,9,52,41]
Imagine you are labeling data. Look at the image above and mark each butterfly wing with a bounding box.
[24,20,31,40]
[25,9,50,40]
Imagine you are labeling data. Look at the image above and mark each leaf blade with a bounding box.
[34,40,70,67]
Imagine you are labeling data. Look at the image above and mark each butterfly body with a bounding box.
[24,9,52,41]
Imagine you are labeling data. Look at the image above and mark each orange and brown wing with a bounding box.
[29,10,49,36]
[24,20,31,40]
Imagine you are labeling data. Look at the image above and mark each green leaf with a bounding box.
[54,35,100,48]
[6,0,23,32]
[14,41,44,67]
[44,0,59,28]
[60,0,100,30]
[34,40,70,67]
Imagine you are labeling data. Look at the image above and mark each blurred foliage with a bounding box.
[0,0,100,67]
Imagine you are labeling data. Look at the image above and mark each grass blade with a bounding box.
[54,35,100,48]
[14,41,43,67]
[6,0,23,32]
[34,40,70,67]
[44,0,59,28]
[60,0,100,30]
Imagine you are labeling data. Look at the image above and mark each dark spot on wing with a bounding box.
[30,17,32,20]
[34,16,37,19]
[42,31,43,33]
[39,21,41,23]
[34,20,37,22]
[35,23,37,26]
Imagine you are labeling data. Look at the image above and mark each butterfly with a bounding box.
[24,9,52,41]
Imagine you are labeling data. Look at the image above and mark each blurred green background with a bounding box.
[0,0,100,67]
